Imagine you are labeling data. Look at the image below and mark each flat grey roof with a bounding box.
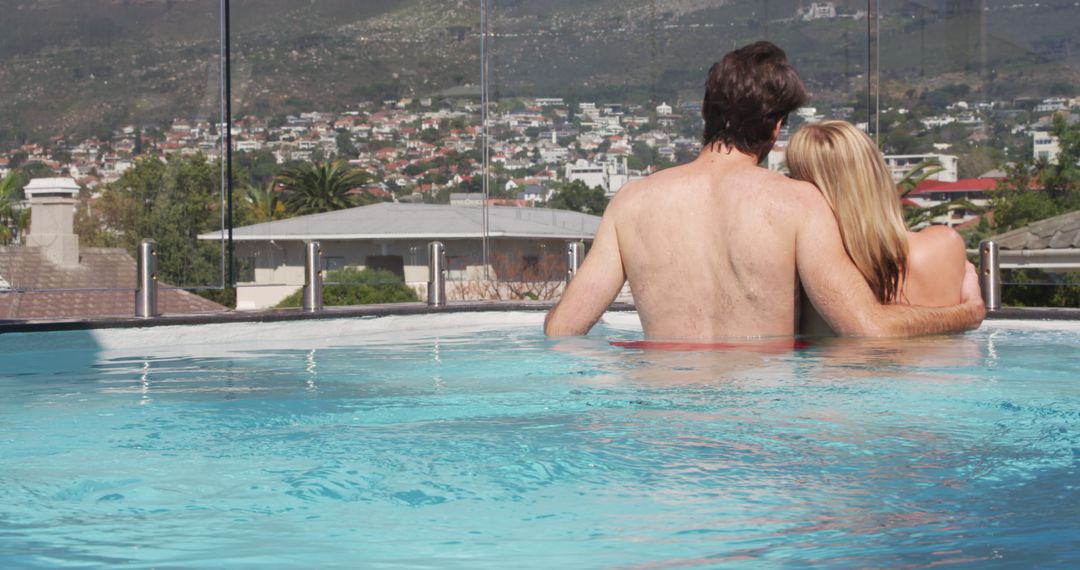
[990,210,1080,250]
[981,210,1080,270]
[198,203,600,242]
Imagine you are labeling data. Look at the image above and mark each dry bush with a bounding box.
[448,248,566,301]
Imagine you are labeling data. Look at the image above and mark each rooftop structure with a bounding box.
[198,203,601,309]
[988,210,1080,270]
[0,246,226,320]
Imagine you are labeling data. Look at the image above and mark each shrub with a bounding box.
[276,268,419,308]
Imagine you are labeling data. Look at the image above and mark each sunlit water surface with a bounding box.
[1,313,1079,569]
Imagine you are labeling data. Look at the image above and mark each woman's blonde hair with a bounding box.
[786,120,909,303]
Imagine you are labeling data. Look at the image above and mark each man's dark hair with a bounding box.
[702,41,807,162]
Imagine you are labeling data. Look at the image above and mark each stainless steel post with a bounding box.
[566,241,584,283]
[427,241,447,307]
[979,239,1001,311]
[303,241,323,313]
[135,239,159,318]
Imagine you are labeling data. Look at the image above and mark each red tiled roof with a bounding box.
[912,177,1039,194]
[0,247,227,320]
[913,178,999,193]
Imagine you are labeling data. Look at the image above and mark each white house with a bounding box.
[883,153,959,183]
[802,2,836,20]
[1033,131,1061,164]
[565,159,606,191]
[904,177,1002,227]
[198,203,601,310]
[564,158,634,196]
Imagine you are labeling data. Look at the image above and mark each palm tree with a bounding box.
[240,180,286,223]
[895,159,979,228]
[895,159,945,197]
[0,170,29,245]
[278,161,372,216]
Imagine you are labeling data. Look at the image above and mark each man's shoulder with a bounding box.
[754,169,828,213]
[760,168,818,195]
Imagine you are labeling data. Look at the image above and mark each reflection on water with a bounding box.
[0,320,1078,568]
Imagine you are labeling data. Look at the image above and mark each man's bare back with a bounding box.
[612,150,807,337]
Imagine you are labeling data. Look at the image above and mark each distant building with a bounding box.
[905,178,1005,227]
[795,107,819,122]
[883,153,959,183]
[1035,98,1069,113]
[802,2,836,20]
[1032,131,1061,164]
[0,178,225,319]
[656,102,673,116]
[565,158,633,196]
[197,203,601,309]
[565,159,607,191]
[449,192,484,206]
[767,140,789,173]
[921,116,956,129]
[517,184,552,204]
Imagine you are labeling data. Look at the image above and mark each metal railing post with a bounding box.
[135,239,159,318]
[979,239,1001,311]
[566,241,584,283]
[427,241,447,307]
[303,241,323,313]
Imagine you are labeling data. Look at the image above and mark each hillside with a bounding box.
[0,0,1078,146]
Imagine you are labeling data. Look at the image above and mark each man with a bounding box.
[545,41,984,338]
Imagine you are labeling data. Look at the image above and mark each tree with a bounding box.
[279,160,372,216]
[0,170,29,245]
[87,154,224,288]
[335,129,357,158]
[233,149,280,188]
[1039,114,1080,203]
[239,180,286,224]
[991,184,1059,232]
[990,153,1073,233]
[275,268,418,307]
[547,180,609,215]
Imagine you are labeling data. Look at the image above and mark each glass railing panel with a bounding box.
[878,0,1080,308]
[0,0,227,320]
[482,0,870,300]
[228,0,483,308]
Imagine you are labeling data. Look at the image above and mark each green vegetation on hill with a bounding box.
[2,0,1078,146]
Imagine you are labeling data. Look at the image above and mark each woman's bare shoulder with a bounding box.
[904,225,967,306]
[909,225,966,262]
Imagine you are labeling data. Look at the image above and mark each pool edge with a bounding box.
[0,303,1076,335]
[0,301,638,334]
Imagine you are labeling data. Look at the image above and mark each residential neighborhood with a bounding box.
[2,90,1078,315]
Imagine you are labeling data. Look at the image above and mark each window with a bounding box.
[237,256,256,283]
[322,256,345,272]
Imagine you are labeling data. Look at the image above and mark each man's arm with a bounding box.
[795,186,985,337]
[544,204,627,336]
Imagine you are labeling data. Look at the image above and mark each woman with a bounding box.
[785,120,967,335]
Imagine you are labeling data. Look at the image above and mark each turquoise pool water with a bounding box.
[1,313,1079,568]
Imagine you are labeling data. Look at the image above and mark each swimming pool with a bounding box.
[2,312,1079,568]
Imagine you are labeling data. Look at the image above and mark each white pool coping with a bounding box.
[5,311,1079,358]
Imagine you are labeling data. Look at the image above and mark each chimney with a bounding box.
[25,177,81,267]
